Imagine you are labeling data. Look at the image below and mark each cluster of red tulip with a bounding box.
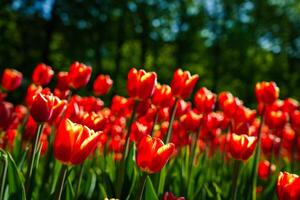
[0,63,299,200]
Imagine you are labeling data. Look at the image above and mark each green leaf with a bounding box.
[0,150,26,200]
[145,176,158,200]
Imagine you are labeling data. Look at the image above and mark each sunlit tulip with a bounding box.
[277,171,300,200]
[194,87,216,113]
[54,119,102,165]
[127,68,157,101]
[136,135,175,173]
[32,63,54,86]
[170,69,199,99]
[68,61,92,89]
[93,74,113,96]
[228,133,257,160]
[1,68,23,91]
[152,84,174,108]
[255,81,279,105]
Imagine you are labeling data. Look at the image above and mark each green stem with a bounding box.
[135,173,148,200]
[164,98,178,143]
[25,123,44,198]
[116,100,138,198]
[231,160,241,200]
[75,164,84,199]
[150,109,159,137]
[0,154,8,200]
[250,106,265,200]
[54,165,68,200]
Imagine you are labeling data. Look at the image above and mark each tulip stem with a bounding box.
[116,100,138,198]
[75,164,84,199]
[135,173,148,200]
[25,123,44,198]
[164,98,178,143]
[54,165,68,200]
[0,153,8,200]
[250,106,265,200]
[231,160,241,200]
[151,109,159,137]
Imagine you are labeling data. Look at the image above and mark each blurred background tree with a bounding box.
[1,0,300,106]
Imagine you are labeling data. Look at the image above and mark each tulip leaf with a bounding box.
[145,176,158,200]
[0,150,26,200]
[86,169,97,199]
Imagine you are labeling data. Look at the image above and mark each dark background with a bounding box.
[1,0,300,106]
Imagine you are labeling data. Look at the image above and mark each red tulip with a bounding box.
[228,133,257,160]
[170,69,199,99]
[163,192,185,200]
[291,110,300,131]
[255,81,279,105]
[48,96,67,124]
[111,95,134,117]
[130,121,149,143]
[136,135,175,173]
[93,74,113,96]
[25,84,43,106]
[283,98,298,115]
[81,112,107,132]
[56,71,69,91]
[258,160,275,180]
[127,68,157,101]
[152,84,174,108]
[180,110,202,132]
[277,171,300,200]
[67,62,92,89]
[54,119,102,165]
[1,68,23,91]
[265,110,287,130]
[30,91,54,122]
[0,101,15,131]
[32,63,54,86]
[194,87,216,113]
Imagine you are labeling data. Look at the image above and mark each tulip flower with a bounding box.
[291,110,300,131]
[152,84,174,108]
[32,63,54,86]
[30,92,55,123]
[93,74,113,96]
[194,87,216,114]
[0,101,15,131]
[1,68,23,91]
[277,171,300,200]
[255,81,279,105]
[180,110,202,132]
[127,68,157,101]
[56,71,69,91]
[163,192,185,200]
[136,135,175,173]
[283,98,298,115]
[228,133,257,160]
[170,69,199,99]
[258,160,275,180]
[67,61,92,89]
[54,119,102,165]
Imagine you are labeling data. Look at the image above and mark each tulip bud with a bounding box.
[255,81,279,105]
[170,69,199,99]
[1,68,23,91]
[68,62,92,89]
[127,68,157,101]
[93,74,113,96]
[32,63,54,86]
[30,92,54,122]
[194,87,216,113]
